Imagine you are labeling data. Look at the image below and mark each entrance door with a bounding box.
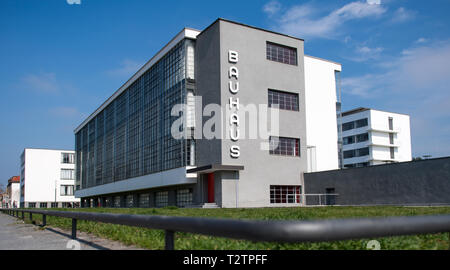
[207,173,215,203]
[325,188,336,205]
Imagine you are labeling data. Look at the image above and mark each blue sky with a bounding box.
[1,0,450,187]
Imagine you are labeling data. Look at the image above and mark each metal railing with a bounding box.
[1,208,449,250]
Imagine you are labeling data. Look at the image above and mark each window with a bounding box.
[270,186,301,204]
[155,191,169,207]
[268,89,299,111]
[39,203,47,208]
[60,185,74,196]
[390,147,395,159]
[344,147,369,159]
[343,150,355,159]
[389,133,394,145]
[61,169,75,180]
[28,202,36,208]
[355,118,368,128]
[269,137,300,157]
[342,118,368,131]
[114,196,121,208]
[343,136,355,145]
[61,153,75,164]
[139,194,150,208]
[51,202,58,208]
[356,133,369,143]
[356,147,369,157]
[342,121,354,131]
[388,117,393,130]
[176,189,193,207]
[126,195,134,208]
[62,202,74,208]
[266,42,297,65]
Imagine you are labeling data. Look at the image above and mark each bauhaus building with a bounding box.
[74,18,343,208]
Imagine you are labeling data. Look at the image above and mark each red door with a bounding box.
[207,173,214,203]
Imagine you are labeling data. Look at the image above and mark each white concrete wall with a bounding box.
[342,109,412,167]
[304,55,341,172]
[9,183,20,207]
[369,110,412,162]
[20,149,79,204]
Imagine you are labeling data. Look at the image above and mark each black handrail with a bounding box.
[1,208,450,249]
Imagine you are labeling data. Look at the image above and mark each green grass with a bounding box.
[19,206,450,250]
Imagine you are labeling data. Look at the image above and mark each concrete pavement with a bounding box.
[0,212,142,250]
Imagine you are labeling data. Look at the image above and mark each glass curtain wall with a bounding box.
[75,39,194,191]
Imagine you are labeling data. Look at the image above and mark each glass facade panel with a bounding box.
[176,188,193,207]
[139,193,150,208]
[75,40,192,190]
[155,191,169,207]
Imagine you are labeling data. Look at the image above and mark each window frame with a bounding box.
[268,89,299,111]
[269,136,300,157]
[266,41,298,66]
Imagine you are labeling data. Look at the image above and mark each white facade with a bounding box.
[7,181,20,208]
[304,55,341,172]
[341,108,412,168]
[20,148,80,208]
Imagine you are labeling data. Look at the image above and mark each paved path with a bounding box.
[0,213,143,250]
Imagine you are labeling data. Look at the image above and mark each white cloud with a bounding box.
[266,1,386,39]
[106,59,144,78]
[391,7,415,23]
[66,0,81,5]
[367,0,381,5]
[342,40,450,157]
[263,1,281,17]
[22,72,59,94]
[343,41,450,97]
[415,37,428,44]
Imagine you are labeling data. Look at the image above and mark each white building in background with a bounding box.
[304,55,342,173]
[20,148,80,208]
[6,176,21,208]
[341,108,412,168]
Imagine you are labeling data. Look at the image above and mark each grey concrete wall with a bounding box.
[304,157,450,206]
[195,21,223,167]
[196,19,308,207]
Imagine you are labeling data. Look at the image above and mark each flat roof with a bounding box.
[198,18,304,42]
[342,107,410,117]
[187,164,244,174]
[342,107,370,117]
[23,148,75,152]
[304,55,341,66]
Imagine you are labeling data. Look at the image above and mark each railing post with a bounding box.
[29,212,32,222]
[165,230,175,250]
[21,211,24,219]
[42,214,47,227]
[72,219,77,239]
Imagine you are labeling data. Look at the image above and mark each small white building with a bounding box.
[6,176,21,208]
[341,108,412,168]
[20,148,80,208]
[304,55,342,173]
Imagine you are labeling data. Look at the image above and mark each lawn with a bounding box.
[19,206,450,250]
